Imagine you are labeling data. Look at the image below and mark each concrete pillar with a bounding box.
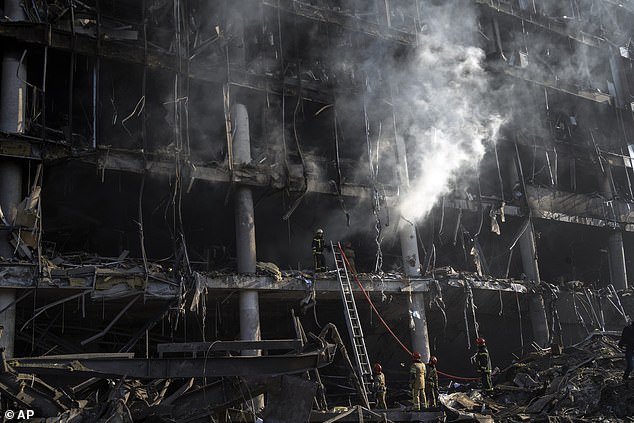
[0,0,26,358]
[239,290,261,355]
[528,294,549,347]
[509,155,550,347]
[608,231,628,290]
[598,166,628,290]
[393,104,430,361]
[609,46,628,110]
[409,291,430,362]
[1,0,26,133]
[518,224,551,347]
[232,104,262,409]
[0,51,25,134]
[232,104,260,344]
[518,222,540,283]
[235,187,256,274]
[0,163,19,357]
[0,161,22,256]
[3,0,25,20]
[0,294,16,357]
[400,217,430,362]
[399,218,420,277]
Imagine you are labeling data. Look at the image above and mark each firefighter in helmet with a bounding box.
[475,337,493,393]
[409,351,427,410]
[372,362,387,409]
[426,355,439,408]
[312,229,326,272]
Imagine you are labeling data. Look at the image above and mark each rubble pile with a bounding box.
[441,333,633,422]
[493,333,633,421]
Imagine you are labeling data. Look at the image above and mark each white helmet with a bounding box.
[316,228,324,235]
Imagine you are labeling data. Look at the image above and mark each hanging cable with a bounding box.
[515,291,524,356]
[467,282,480,338]
[498,289,504,316]
[463,291,471,350]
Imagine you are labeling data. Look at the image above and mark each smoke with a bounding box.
[393,2,504,222]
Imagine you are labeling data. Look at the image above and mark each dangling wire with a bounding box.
[571,290,590,334]
[515,290,524,356]
[498,289,504,317]
[466,282,480,339]
[429,280,447,332]
[463,293,471,350]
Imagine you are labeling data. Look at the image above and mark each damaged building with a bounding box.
[0,0,633,421]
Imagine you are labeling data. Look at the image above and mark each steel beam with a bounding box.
[262,0,416,45]
[0,22,334,103]
[8,344,336,379]
[157,339,303,356]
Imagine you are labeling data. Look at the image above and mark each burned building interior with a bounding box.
[0,0,634,422]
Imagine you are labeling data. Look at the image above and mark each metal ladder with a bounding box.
[331,241,373,404]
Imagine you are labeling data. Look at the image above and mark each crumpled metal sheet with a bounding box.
[490,333,634,421]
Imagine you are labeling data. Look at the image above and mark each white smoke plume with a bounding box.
[395,2,504,222]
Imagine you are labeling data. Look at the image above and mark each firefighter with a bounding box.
[312,229,326,272]
[372,362,387,409]
[342,241,357,274]
[426,356,439,408]
[409,351,427,410]
[618,318,634,381]
[475,337,493,393]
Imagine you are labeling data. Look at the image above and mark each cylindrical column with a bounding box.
[0,161,21,358]
[608,231,628,290]
[0,51,25,134]
[1,0,26,133]
[528,294,549,348]
[409,291,430,363]
[232,104,261,345]
[0,293,16,357]
[518,223,540,283]
[235,187,256,273]
[4,0,25,20]
[400,218,430,361]
[609,46,628,109]
[509,155,550,347]
[239,290,261,356]
[399,218,420,277]
[0,0,26,358]
[598,166,628,290]
[0,161,22,256]
[233,103,262,410]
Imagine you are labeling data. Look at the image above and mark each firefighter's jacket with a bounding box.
[476,346,492,373]
[373,373,386,393]
[409,362,426,390]
[312,236,324,255]
[427,364,438,387]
